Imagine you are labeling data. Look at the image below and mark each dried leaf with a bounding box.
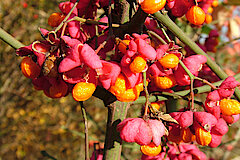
[158,113,178,124]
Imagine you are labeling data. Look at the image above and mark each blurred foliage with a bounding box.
[0,0,240,160]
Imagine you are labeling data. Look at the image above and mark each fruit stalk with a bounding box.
[80,101,90,160]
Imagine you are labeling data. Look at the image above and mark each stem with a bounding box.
[80,101,90,160]
[0,27,24,49]
[73,17,120,27]
[153,12,240,101]
[179,60,195,109]
[143,71,149,117]
[147,30,167,45]
[54,0,80,33]
[133,73,240,104]
[103,101,129,160]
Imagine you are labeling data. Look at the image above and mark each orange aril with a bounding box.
[20,56,41,79]
[151,102,162,111]
[140,142,162,156]
[117,39,130,54]
[72,82,96,101]
[129,56,147,73]
[212,0,218,7]
[109,74,127,97]
[207,7,213,14]
[205,14,212,24]
[220,99,240,116]
[186,6,206,25]
[153,75,176,89]
[181,128,196,143]
[140,0,167,14]
[159,54,179,69]
[195,126,212,146]
[48,12,65,27]
[109,74,145,102]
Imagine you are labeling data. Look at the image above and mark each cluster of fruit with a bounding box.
[15,0,240,159]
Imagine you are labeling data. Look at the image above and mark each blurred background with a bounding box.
[0,0,240,159]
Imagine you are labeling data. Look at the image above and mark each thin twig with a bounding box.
[147,30,167,45]
[143,72,149,117]
[54,0,80,33]
[79,101,90,160]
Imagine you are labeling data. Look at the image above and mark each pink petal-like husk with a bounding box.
[207,90,221,101]
[208,133,222,148]
[204,101,221,120]
[32,76,51,91]
[135,120,152,145]
[16,45,33,56]
[179,111,194,128]
[211,118,228,136]
[62,66,87,84]
[135,38,157,60]
[120,118,142,143]
[58,45,81,73]
[61,36,81,48]
[221,114,240,124]
[79,44,103,69]
[148,120,165,146]
[68,20,81,39]
[194,112,217,131]
[178,153,192,160]
[220,76,240,89]
[174,55,207,86]
[121,55,132,67]
[186,149,207,160]
[99,78,111,90]
[59,1,78,15]
[126,40,137,57]
[116,118,134,132]
[148,61,173,77]
[156,44,168,60]
[179,143,198,153]
[218,88,234,99]
[121,66,140,88]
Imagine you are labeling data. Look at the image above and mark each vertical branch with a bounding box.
[79,101,90,160]
[103,101,130,160]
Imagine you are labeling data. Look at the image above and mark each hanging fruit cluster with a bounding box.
[14,0,240,159]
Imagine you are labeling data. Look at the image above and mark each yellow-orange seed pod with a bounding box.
[195,126,212,146]
[72,82,96,101]
[220,99,240,116]
[186,6,206,25]
[48,12,65,27]
[159,54,179,69]
[140,142,162,156]
[20,57,41,79]
[154,75,176,89]
[129,56,147,73]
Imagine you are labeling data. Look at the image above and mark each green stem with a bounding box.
[134,73,240,104]
[147,30,167,45]
[103,101,129,160]
[153,12,240,101]
[80,101,90,160]
[0,27,24,49]
[143,71,149,117]
[54,0,80,33]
